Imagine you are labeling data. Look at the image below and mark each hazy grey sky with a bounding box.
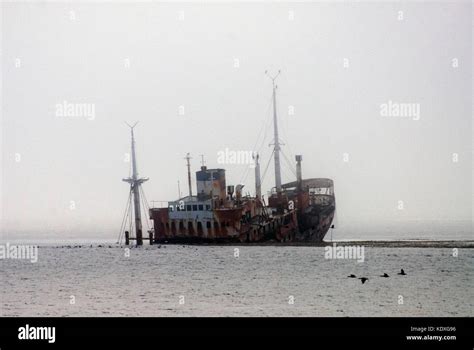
[1,1,472,240]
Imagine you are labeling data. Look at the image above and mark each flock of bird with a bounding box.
[348,269,407,284]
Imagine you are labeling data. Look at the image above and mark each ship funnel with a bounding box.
[196,168,226,201]
[185,153,193,197]
[253,153,261,200]
[296,155,303,190]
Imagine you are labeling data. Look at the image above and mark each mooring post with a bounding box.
[149,231,153,245]
[125,231,130,245]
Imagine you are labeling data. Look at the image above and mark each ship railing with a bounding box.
[309,187,334,196]
[150,200,169,209]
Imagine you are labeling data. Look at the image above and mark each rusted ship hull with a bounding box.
[149,202,300,243]
[149,205,334,244]
[296,204,336,242]
[149,172,335,244]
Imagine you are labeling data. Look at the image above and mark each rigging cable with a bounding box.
[117,190,132,244]
[139,185,153,230]
[260,149,275,184]
[281,150,297,178]
[128,186,134,236]
[239,93,274,186]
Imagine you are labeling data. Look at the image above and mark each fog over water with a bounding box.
[1,1,472,241]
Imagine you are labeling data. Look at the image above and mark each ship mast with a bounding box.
[185,153,192,197]
[266,70,282,193]
[122,122,148,245]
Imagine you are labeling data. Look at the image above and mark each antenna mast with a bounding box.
[266,70,283,193]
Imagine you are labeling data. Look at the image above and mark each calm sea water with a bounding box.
[1,245,473,317]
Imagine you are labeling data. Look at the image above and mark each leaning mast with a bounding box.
[122,122,149,245]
